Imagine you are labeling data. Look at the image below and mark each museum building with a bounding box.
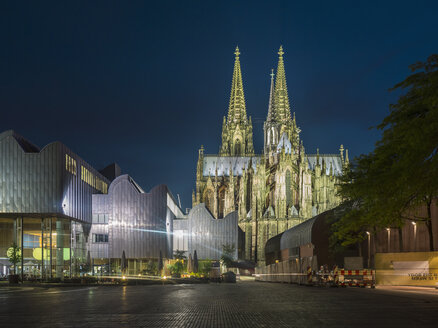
[0,130,110,279]
[0,130,239,279]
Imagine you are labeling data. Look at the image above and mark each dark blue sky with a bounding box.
[1,1,437,209]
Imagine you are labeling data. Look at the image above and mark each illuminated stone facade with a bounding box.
[193,47,350,264]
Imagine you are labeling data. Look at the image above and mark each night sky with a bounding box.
[1,1,437,209]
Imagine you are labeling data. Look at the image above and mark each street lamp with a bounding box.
[411,221,417,251]
[365,231,371,268]
[386,228,391,252]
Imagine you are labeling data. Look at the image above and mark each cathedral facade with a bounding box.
[192,46,349,264]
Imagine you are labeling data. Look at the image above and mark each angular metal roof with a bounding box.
[202,155,261,177]
[306,154,343,176]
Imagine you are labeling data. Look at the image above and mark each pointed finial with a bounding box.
[278,45,284,58]
[345,149,349,163]
[339,144,344,162]
[235,46,240,58]
[270,68,274,79]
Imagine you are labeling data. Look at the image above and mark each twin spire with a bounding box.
[222,45,293,157]
[226,45,293,125]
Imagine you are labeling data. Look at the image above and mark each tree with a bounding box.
[221,244,236,269]
[336,55,438,250]
[193,250,199,273]
[199,260,212,276]
[7,242,21,275]
[158,250,164,275]
[173,250,187,260]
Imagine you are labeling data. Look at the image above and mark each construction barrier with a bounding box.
[255,257,317,285]
[334,267,375,288]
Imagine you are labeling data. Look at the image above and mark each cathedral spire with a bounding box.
[227,46,247,124]
[274,46,292,122]
[220,47,254,156]
[266,69,275,122]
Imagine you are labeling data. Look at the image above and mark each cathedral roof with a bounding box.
[306,154,343,176]
[202,155,261,177]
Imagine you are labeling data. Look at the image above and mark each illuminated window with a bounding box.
[65,154,77,175]
[81,166,108,193]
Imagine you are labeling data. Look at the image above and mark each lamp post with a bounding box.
[365,231,370,268]
[411,221,417,251]
[386,228,391,252]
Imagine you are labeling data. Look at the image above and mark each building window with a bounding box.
[81,166,108,194]
[92,234,108,243]
[23,233,40,249]
[65,154,77,175]
[92,214,109,224]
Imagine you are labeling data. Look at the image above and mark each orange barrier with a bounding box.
[334,267,375,288]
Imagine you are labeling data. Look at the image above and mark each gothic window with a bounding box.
[234,139,241,155]
[246,176,252,213]
[286,170,292,208]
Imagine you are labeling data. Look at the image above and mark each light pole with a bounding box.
[365,231,370,268]
[412,221,417,251]
[386,228,391,252]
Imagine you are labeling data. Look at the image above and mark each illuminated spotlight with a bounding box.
[365,231,370,235]
[162,276,167,280]
[122,276,126,280]
[411,221,416,226]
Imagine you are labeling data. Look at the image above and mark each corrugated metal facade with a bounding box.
[0,130,109,223]
[90,176,177,260]
[174,204,238,260]
[0,130,110,279]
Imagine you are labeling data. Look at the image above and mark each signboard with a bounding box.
[375,252,438,286]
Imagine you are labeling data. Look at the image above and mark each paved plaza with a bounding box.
[1,281,438,327]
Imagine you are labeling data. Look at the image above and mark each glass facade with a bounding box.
[0,217,87,280]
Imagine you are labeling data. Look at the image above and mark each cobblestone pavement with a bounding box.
[1,281,438,327]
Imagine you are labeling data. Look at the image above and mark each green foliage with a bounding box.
[220,244,235,269]
[166,260,184,277]
[173,249,187,260]
[7,242,21,274]
[173,261,184,275]
[144,260,158,275]
[336,54,438,249]
[199,260,212,276]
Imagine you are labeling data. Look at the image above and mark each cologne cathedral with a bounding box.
[192,46,349,264]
